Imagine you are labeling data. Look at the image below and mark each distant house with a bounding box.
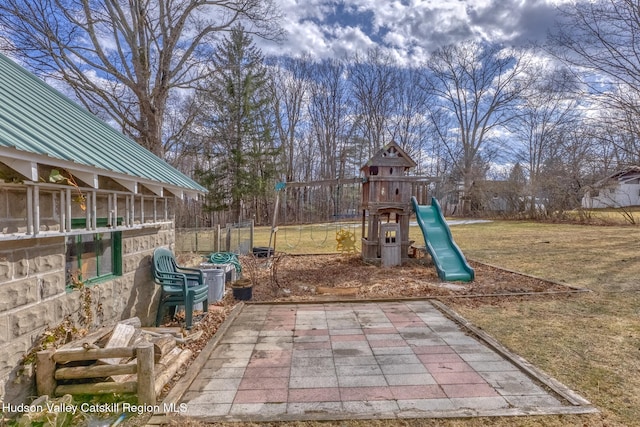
[466,180,525,215]
[582,167,640,209]
[0,53,206,404]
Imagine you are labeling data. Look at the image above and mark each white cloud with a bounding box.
[260,0,571,65]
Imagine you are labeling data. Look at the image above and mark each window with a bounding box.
[66,218,122,288]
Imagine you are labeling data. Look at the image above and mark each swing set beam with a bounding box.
[280,177,362,188]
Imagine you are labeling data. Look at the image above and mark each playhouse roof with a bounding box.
[361,141,417,171]
[0,53,206,198]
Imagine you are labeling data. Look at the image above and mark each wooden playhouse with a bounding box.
[360,142,429,265]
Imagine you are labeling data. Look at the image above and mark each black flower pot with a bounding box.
[232,286,252,300]
[232,281,253,300]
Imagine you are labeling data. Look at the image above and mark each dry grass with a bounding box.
[165,220,640,427]
[259,223,363,254]
[448,221,640,427]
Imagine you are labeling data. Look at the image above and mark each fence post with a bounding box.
[215,224,221,252]
[250,219,254,253]
[136,343,155,405]
[36,350,57,396]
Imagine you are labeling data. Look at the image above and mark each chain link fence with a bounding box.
[175,220,254,255]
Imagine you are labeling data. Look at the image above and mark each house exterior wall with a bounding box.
[582,183,640,209]
[0,224,173,405]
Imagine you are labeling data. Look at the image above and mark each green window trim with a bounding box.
[66,217,123,290]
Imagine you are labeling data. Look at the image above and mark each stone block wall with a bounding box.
[0,223,174,405]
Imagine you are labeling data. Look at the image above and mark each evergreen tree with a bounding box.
[195,25,280,223]
[506,162,527,213]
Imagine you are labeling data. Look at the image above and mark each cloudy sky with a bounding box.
[258,0,567,64]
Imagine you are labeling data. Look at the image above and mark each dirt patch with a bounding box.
[246,254,579,303]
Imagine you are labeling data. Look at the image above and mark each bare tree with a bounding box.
[349,48,398,157]
[548,0,640,150]
[594,105,640,167]
[0,0,282,157]
[539,126,596,217]
[308,59,351,181]
[388,66,431,171]
[307,58,355,219]
[271,56,311,182]
[424,41,532,215]
[508,65,582,217]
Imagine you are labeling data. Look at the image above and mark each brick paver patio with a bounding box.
[174,300,596,422]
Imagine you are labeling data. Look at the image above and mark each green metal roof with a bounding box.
[0,53,206,196]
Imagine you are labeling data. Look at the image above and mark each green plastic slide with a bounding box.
[411,196,474,282]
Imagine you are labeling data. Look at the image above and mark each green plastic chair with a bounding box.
[151,247,208,329]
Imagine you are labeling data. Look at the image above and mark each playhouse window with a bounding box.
[65,218,122,288]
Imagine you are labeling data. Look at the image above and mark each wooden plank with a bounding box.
[283,177,362,188]
[366,175,438,182]
[55,362,136,380]
[118,317,142,328]
[55,381,137,396]
[36,350,56,396]
[53,347,135,363]
[98,323,136,365]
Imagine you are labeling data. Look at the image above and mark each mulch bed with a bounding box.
[248,254,579,301]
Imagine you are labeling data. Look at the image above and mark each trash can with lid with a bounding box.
[200,265,225,302]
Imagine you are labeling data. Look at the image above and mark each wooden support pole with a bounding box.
[91,190,97,230]
[125,195,130,226]
[140,195,145,224]
[66,188,72,231]
[36,350,56,397]
[136,343,155,405]
[113,193,118,227]
[60,189,66,232]
[33,185,40,235]
[164,198,168,221]
[130,195,135,226]
[85,189,91,230]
